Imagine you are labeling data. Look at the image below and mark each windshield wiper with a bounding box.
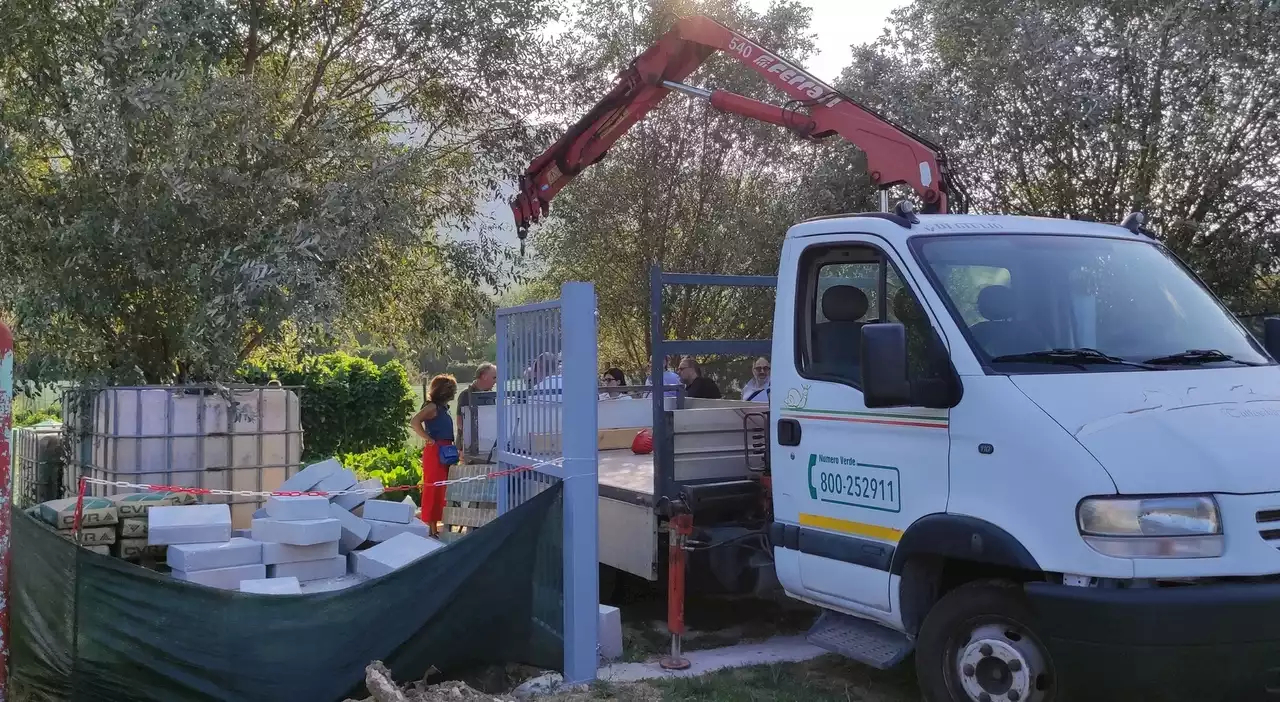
[1142,349,1264,366]
[990,348,1160,370]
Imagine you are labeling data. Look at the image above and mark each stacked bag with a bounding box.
[37,497,117,554]
[110,491,194,561]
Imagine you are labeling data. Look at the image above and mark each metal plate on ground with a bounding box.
[805,610,914,669]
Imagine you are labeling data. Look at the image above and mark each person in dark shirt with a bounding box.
[455,362,497,445]
[677,356,721,399]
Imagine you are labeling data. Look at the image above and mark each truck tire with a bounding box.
[916,581,1057,702]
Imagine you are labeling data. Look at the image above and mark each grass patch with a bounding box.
[649,656,918,701]
[540,656,919,702]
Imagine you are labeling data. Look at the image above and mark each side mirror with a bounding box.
[1265,317,1280,361]
[861,323,911,408]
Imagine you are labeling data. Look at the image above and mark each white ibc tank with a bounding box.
[68,386,304,529]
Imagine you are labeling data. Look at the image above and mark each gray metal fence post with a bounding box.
[559,282,599,685]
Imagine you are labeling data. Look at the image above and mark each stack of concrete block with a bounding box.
[350,532,445,578]
[38,496,118,554]
[151,504,266,588]
[233,457,452,594]
[256,459,376,553]
[252,495,345,583]
[359,498,429,542]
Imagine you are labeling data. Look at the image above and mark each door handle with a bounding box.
[777,418,801,446]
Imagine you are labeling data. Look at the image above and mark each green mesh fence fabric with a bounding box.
[9,483,564,702]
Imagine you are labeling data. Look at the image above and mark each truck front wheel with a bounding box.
[916,582,1057,702]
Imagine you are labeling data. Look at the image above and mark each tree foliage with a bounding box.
[0,0,555,384]
[839,0,1280,311]
[532,0,865,378]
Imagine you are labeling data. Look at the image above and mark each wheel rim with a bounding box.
[947,619,1052,702]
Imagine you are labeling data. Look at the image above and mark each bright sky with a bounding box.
[748,0,910,83]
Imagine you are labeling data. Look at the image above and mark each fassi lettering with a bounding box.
[751,52,841,106]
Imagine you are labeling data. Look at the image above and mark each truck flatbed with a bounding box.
[599,449,654,506]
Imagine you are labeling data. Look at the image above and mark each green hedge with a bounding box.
[343,446,422,504]
[240,353,415,461]
[13,405,61,427]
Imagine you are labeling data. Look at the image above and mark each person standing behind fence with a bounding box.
[409,374,459,538]
[678,356,722,399]
[455,362,497,445]
[741,357,771,402]
[599,368,632,400]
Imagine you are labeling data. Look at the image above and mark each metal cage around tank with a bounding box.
[59,384,305,529]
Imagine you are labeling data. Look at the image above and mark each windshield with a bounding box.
[912,234,1271,372]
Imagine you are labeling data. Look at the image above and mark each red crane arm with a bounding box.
[511,15,958,235]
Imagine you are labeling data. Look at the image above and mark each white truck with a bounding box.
[504,15,1280,702]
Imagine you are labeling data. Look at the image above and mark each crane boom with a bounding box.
[512,15,963,238]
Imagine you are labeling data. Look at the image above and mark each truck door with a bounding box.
[771,236,950,615]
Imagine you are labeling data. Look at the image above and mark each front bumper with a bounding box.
[1026,581,1280,702]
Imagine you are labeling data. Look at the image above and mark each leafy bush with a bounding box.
[241,353,415,461]
[13,405,61,427]
[342,446,422,504]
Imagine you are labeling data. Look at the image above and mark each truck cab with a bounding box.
[769,211,1280,702]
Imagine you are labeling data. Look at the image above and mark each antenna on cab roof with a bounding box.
[1119,211,1145,235]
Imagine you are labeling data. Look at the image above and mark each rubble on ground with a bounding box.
[347,662,514,702]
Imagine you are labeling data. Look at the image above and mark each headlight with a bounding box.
[1077,495,1223,558]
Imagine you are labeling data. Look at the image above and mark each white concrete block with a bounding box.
[332,478,382,511]
[240,576,301,595]
[328,503,372,554]
[313,469,358,494]
[168,538,262,572]
[353,532,445,579]
[278,458,344,492]
[148,504,232,546]
[267,555,346,582]
[260,540,339,565]
[361,499,415,524]
[365,518,429,543]
[251,517,341,546]
[299,574,368,594]
[598,605,623,660]
[172,563,266,590]
[265,495,330,521]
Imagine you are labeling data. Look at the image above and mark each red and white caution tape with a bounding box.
[76,457,564,499]
[70,457,567,537]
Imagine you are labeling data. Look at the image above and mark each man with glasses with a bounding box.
[741,357,770,402]
[677,356,722,399]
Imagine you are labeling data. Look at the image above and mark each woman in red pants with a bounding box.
[409,374,459,537]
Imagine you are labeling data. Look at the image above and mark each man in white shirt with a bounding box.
[530,353,562,396]
[741,357,771,402]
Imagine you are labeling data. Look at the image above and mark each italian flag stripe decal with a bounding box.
[782,407,948,429]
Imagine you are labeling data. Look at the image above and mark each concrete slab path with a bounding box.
[514,635,828,697]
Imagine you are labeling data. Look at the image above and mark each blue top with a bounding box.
[423,402,454,442]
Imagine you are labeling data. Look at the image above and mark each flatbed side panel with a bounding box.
[671,406,768,484]
[599,495,658,581]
